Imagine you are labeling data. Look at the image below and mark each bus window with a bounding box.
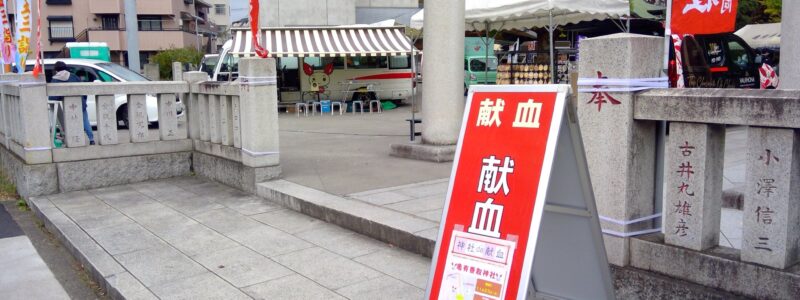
[348,56,387,69]
[389,55,411,69]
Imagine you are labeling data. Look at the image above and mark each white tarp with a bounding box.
[410,0,630,30]
[735,23,781,50]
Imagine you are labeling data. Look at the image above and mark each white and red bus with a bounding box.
[211,26,417,104]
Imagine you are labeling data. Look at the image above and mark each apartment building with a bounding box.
[204,0,230,51]
[37,0,218,66]
[256,0,420,27]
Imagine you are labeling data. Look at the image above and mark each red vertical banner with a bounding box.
[426,86,568,300]
[670,0,739,34]
[249,0,269,58]
[32,0,41,77]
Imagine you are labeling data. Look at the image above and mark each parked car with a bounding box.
[26,59,184,127]
[669,33,764,89]
[200,54,219,79]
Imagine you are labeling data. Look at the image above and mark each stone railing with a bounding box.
[636,89,800,270]
[578,33,799,299]
[0,58,281,197]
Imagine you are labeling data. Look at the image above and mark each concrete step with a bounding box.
[256,180,439,258]
[256,180,439,257]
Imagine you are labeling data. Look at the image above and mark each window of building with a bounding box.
[101,15,119,30]
[215,4,226,15]
[389,55,411,69]
[48,17,74,41]
[137,16,162,31]
[347,56,387,69]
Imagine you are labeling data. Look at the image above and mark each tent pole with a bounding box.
[485,21,490,85]
[549,9,555,83]
[410,31,420,141]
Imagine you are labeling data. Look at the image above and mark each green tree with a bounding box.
[151,48,204,80]
[759,0,782,22]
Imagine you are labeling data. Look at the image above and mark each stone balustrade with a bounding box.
[637,89,800,270]
[579,33,800,299]
[0,58,280,197]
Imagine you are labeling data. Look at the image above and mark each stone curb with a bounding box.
[389,143,456,163]
[256,180,438,258]
[27,197,157,300]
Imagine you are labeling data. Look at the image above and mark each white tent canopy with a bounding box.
[735,23,781,50]
[410,0,630,30]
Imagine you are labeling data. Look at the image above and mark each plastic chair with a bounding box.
[305,100,321,116]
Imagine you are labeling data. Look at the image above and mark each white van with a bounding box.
[211,26,417,104]
[27,59,184,127]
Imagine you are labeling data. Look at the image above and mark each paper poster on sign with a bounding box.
[426,85,569,300]
[15,0,31,74]
[670,0,739,35]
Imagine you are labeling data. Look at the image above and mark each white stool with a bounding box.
[368,100,382,114]
[331,101,344,115]
[295,102,309,117]
[306,101,321,115]
[351,100,365,114]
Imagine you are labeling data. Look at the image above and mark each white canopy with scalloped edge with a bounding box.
[410,0,630,30]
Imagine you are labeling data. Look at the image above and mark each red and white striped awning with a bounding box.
[230,26,415,57]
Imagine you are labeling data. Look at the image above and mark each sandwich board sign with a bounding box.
[425,85,614,300]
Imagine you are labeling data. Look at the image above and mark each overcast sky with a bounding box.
[230,0,248,22]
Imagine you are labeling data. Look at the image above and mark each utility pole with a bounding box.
[124,0,141,73]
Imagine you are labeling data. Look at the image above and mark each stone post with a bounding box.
[128,95,149,143]
[63,96,86,147]
[389,0,464,162]
[143,63,160,81]
[663,122,724,251]
[238,58,280,170]
[742,127,800,269]
[577,33,662,266]
[172,62,183,81]
[780,1,799,89]
[17,75,52,164]
[184,71,207,140]
[420,0,464,145]
[96,95,118,145]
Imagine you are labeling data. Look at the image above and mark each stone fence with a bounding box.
[0,58,280,197]
[579,34,799,299]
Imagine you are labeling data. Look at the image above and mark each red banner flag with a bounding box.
[32,0,42,77]
[249,0,269,58]
[670,0,738,35]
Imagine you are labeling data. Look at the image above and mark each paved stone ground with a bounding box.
[29,177,429,299]
[0,205,70,299]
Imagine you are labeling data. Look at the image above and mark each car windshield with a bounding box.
[97,62,150,81]
[470,58,498,72]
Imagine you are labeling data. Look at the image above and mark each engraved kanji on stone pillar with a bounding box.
[219,95,233,146]
[663,122,724,251]
[232,96,241,148]
[742,127,800,269]
[198,93,209,141]
[128,95,149,143]
[158,94,180,140]
[208,94,220,144]
[96,95,118,145]
[63,96,86,147]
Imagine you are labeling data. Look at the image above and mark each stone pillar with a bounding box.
[183,71,207,140]
[420,0,465,145]
[780,1,800,89]
[128,95,149,143]
[663,123,724,251]
[238,58,280,169]
[208,94,220,144]
[96,95,119,145]
[742,127,800,269]
[143,63,160,81]
[157,94,179,140]
[17,76,52,164]
[172,62,183,81]
[577,33,662,266]
[219,95,233,146]
[63,96,86,147]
